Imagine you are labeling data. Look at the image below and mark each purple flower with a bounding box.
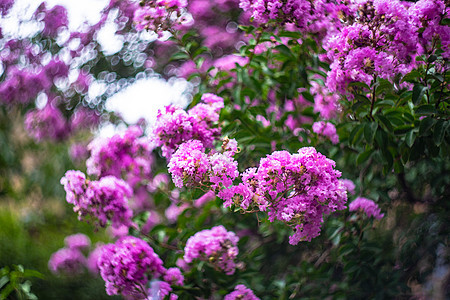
[60,171,134,228]
[340,179,356,195]
[163,268,184,286]
[48,248,85,275]
[225,284,260,300]
[184,225,239,275]
[64,233,91,251]
[98,236,166,297]
[168,140,210,188]
[0,68,47,105]
[0,0,14,16]
[312,121,339,144]
[219,148,347,245]
[40,5,69,37]
[86,243,104,275]
[24,104,68,142]
[349,197,384,220]
[86,126,153,188]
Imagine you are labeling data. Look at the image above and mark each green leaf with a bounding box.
[274,45,294,59]
[364,122,378,144]
[427,55,437,63]
[376,115,393,131]
[170,51,190,61]
[401,70,421,83]
[412,84,427,105]
[415,104,437,115]
[405,130,416,147]
[394,124,414,135]
[419,117,436,136]
[433,120,449,146]
[349,124,365,146]
[356,149,374,166]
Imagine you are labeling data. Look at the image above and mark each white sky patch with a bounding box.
[106,77,191,125]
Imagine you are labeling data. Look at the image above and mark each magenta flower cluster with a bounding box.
[324,0,448,95]
[134,0,188,35]
[225,284,260,300]
[168,139,239,190]
[184,225,239,275]
[219,147,347,245]
[349,197,384,220]
[151,93,224,158]
[60,170,134,229]
[24,103,68,142]
[48,233,90,275]
[98,236,165,297]
[86,126,153,188]
[312,121,339,144]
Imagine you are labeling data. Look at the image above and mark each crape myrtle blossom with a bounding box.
[34,3,69,38]
[409,0,449,58]
[312,121,339,144]
[151,93,224,159]
[24,103,68,142]
[86,126,154,188]
[168,139,239,189]
[98,236,166,297]
[340,178,356,195]
[239,0,345,41]
[86,243,105,275]
[133,0,188,35]
[219,147,347,245]
[349,197,384,220]
[163,267,184,286]
[64,233,91,251]
[0,0,14,16]
[148,280,178,300]
[48,247,86,275]
[184,225,239,275]
[225,284,260,300]
[60,170,134,229]
[322,0,448,96]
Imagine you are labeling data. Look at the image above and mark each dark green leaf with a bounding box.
[364,122,378,144]
[419,117,436,136]
[412,85,427,105]
[356,149,374,166]
[433,120,449,146]
[415,105,437,115]
[405,130,416,147]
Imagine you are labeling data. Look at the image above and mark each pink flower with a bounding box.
[349,197,384,220]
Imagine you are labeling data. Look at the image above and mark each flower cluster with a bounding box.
[64,233,91,251]
[98,236,165,297]
[168,139,239,189]
[310,80,340,120]
[35,3,69,38]
[24,103,68,141]
[86,126,154,187]
[323,0,450,95]
[219,147,347,245]
[151,93,224,158]
[48,248,86,275]
[60,170,134,228]
[349,197,384,220]
[312,121,339,144]
[134,0,188,35]
[184,226,239,275]
[48,234,90,275]
[0,67,49,105]
[409,0,449,58]
[239,0,312,26]
[225,284,260,300]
